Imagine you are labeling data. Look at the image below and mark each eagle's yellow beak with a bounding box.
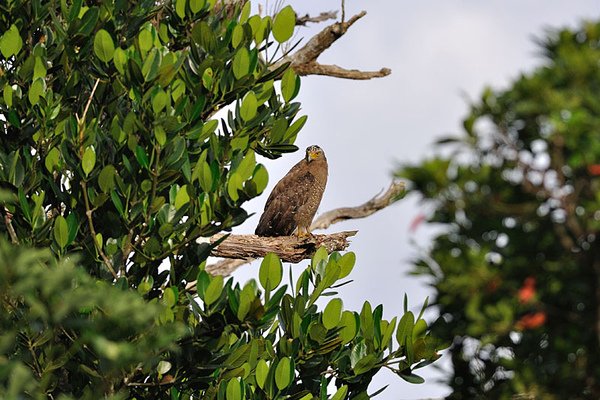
[307,149,319,162]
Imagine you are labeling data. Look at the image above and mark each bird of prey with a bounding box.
[255,145,328,237]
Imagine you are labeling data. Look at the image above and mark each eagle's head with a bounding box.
[305,145,325,162]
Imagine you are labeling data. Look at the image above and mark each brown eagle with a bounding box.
[255,145,328,237]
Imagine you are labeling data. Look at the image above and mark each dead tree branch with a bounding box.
[274,11,391,80]
[311,180,406,230]
[211,231,356,263]
[296,11,338,26]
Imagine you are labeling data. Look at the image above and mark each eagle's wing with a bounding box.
[255,161,316,236]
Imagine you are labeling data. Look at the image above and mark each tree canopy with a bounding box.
[399,20,600,399]
[0,1,442,399]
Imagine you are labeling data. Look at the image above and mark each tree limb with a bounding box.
[273,10,391,80]
[311,180,406,230]
[296,11,338,26]
[210,231,356,263]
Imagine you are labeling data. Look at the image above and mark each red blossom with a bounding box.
[588,164,600,176]
[518,276,536,304]
[516,311,547,330]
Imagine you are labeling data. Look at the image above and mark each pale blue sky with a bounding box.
[233,2,600,398]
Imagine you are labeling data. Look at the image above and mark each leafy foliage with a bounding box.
[399,20,600,399]
[0,0,442,398]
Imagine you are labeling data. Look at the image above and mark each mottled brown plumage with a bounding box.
[255,145,328,237]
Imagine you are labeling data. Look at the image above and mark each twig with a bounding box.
[76,78,100,156]
[3,208,19,244]
[311,180,405,230]
[296,11,338,26]
[272,11,391,80]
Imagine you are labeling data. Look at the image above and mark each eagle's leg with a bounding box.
[295,225,313,238]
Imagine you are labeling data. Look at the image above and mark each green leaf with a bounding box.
[82,147,96,176]
[226,379,241,400]
[252,165,268,194]
[259,253,283,293]
[142,49,161,82]
[0,25,23,58]
[113,47,127,75]
[138,28,153,53]
[66,213,79,245]
[202,67,213,89]
[281,68,299,103]
[110,191,124,216]
[190,0,205,13]
[232,24,244,48]
[204,275,223,306]
[284,115,307,141]
[399,372,425,384]
[198,162,213,192]
[227,172,242,201]
[3,85,13,108]
[152,88,168,114]
[240,91,257,121]
[353,354,378,375]
[53,215,69,249]
[338,252,355,279]
[396,311,415,346]
[28,79,45,105]
[174,185,190,210]
[176,0,187,19]
[339,311,359,344]
[163,287,178,307]
[381,316,397,350]
[239,1,251,23]
[45,147,61,172]
[33,57,47,80]
[331,385,349,400]
[236,150,256,180]
[413,318,428,340]
[255,359,269,389]
[94,29,115,62]
[272,5,295,43]
[323,298,343,330]
[135,146,149,169]
[233,48,250,79]
[275,357,293,390]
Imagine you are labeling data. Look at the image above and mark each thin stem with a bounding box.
[76,78,101,156]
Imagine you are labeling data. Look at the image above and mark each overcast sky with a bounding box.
[231,2,600,398]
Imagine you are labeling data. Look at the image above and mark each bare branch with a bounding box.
[311,180,406,230]
[273,10,391,80]
[294,63,391,80]
[209,231,356,263]
[204,258,253,278]
[296,11,338,26]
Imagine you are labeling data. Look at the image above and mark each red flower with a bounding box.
[516,311,546,330]
[588,164,600,176]
[518,277,536,304]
